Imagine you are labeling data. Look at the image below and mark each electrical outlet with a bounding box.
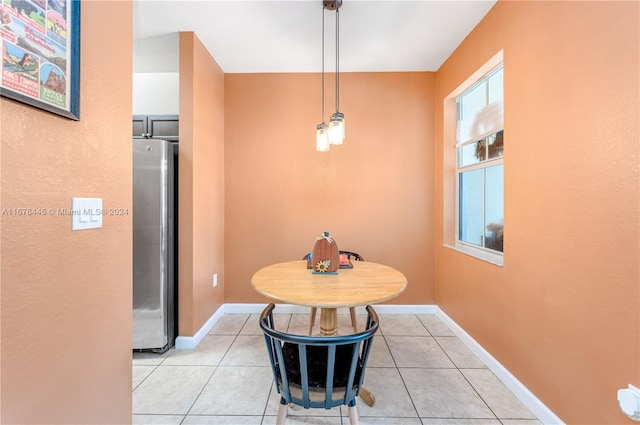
[213,273,218,287]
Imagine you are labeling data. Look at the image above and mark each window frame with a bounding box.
[453,63,504,265]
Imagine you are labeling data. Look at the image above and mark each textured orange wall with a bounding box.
[435,2,639,424]
[0,2,133,423]
[178,33,225,336]
[224,72,436,305]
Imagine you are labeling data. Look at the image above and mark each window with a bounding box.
[456,65,504,255]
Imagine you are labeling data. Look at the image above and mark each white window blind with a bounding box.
[457,67,503,144]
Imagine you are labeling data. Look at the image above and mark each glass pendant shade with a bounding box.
[316,123,330,151]
[316,1,345,152]
[328,112,345,145]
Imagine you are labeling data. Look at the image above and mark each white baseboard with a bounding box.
[221,303,438,315]
[174,305,225,349]
[174,303,431,348]
[176,302,562,425]
[435,306,564,425]
[372,304,437,314]
[223,303,437,315]
[223,303,306,314]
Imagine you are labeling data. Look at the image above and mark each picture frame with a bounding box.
[1,0,80,120]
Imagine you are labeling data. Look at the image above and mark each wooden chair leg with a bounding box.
[349,307,358,333]
[348,404,359,425]
[276,400,288,425]
[308,307,317,335]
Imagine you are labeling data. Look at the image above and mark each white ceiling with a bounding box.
[133,0,497,74]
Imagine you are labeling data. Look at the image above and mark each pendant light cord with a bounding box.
[321,5,325,123]
[335,8,340,112]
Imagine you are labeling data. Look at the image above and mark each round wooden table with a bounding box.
[252,260,407,407]
[251,260,407,336]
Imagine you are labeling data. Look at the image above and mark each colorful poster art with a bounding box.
[45,9,64,45]
[2,39,39,97]
[3,0,45,34]
[39,61,63,105]
[0,0,78,119]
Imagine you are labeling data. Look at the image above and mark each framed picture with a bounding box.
[0,0,80,120]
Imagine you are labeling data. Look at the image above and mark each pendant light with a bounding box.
[316,0,345,151]
[316,3,329,152]
[328,4,345,145]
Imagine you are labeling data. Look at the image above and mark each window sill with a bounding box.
[443,244,504,267]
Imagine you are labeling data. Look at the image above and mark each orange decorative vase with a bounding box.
[311,231,340,274]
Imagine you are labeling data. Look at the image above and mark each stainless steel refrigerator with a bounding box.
[133,138,178,352]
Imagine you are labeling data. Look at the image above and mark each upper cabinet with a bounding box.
[133,115,179,141]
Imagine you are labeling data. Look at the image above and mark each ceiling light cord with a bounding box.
[335,7,340,112]
[316,0,343,151]
[321,5,325,123]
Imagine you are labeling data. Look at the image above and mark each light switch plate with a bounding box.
[71,198,102,230]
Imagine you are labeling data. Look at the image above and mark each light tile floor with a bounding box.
[133,312,543,425]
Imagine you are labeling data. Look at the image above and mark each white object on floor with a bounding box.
[618,384,640,421]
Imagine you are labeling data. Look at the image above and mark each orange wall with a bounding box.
[178,32,225,336]
[224,72,436,305]
[0,1,133,423]
[435,2,639,424]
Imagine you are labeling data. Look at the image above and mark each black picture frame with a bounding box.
[1,0,80,120]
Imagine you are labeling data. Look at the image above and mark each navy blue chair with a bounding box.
[259,303,379,425]
[303,251,364,335]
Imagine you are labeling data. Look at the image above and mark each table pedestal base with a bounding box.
[319,307,338,336]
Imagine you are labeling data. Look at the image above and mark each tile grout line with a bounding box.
[180,313,252,421]
[132,362,162,393]
[383,314,425,420]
